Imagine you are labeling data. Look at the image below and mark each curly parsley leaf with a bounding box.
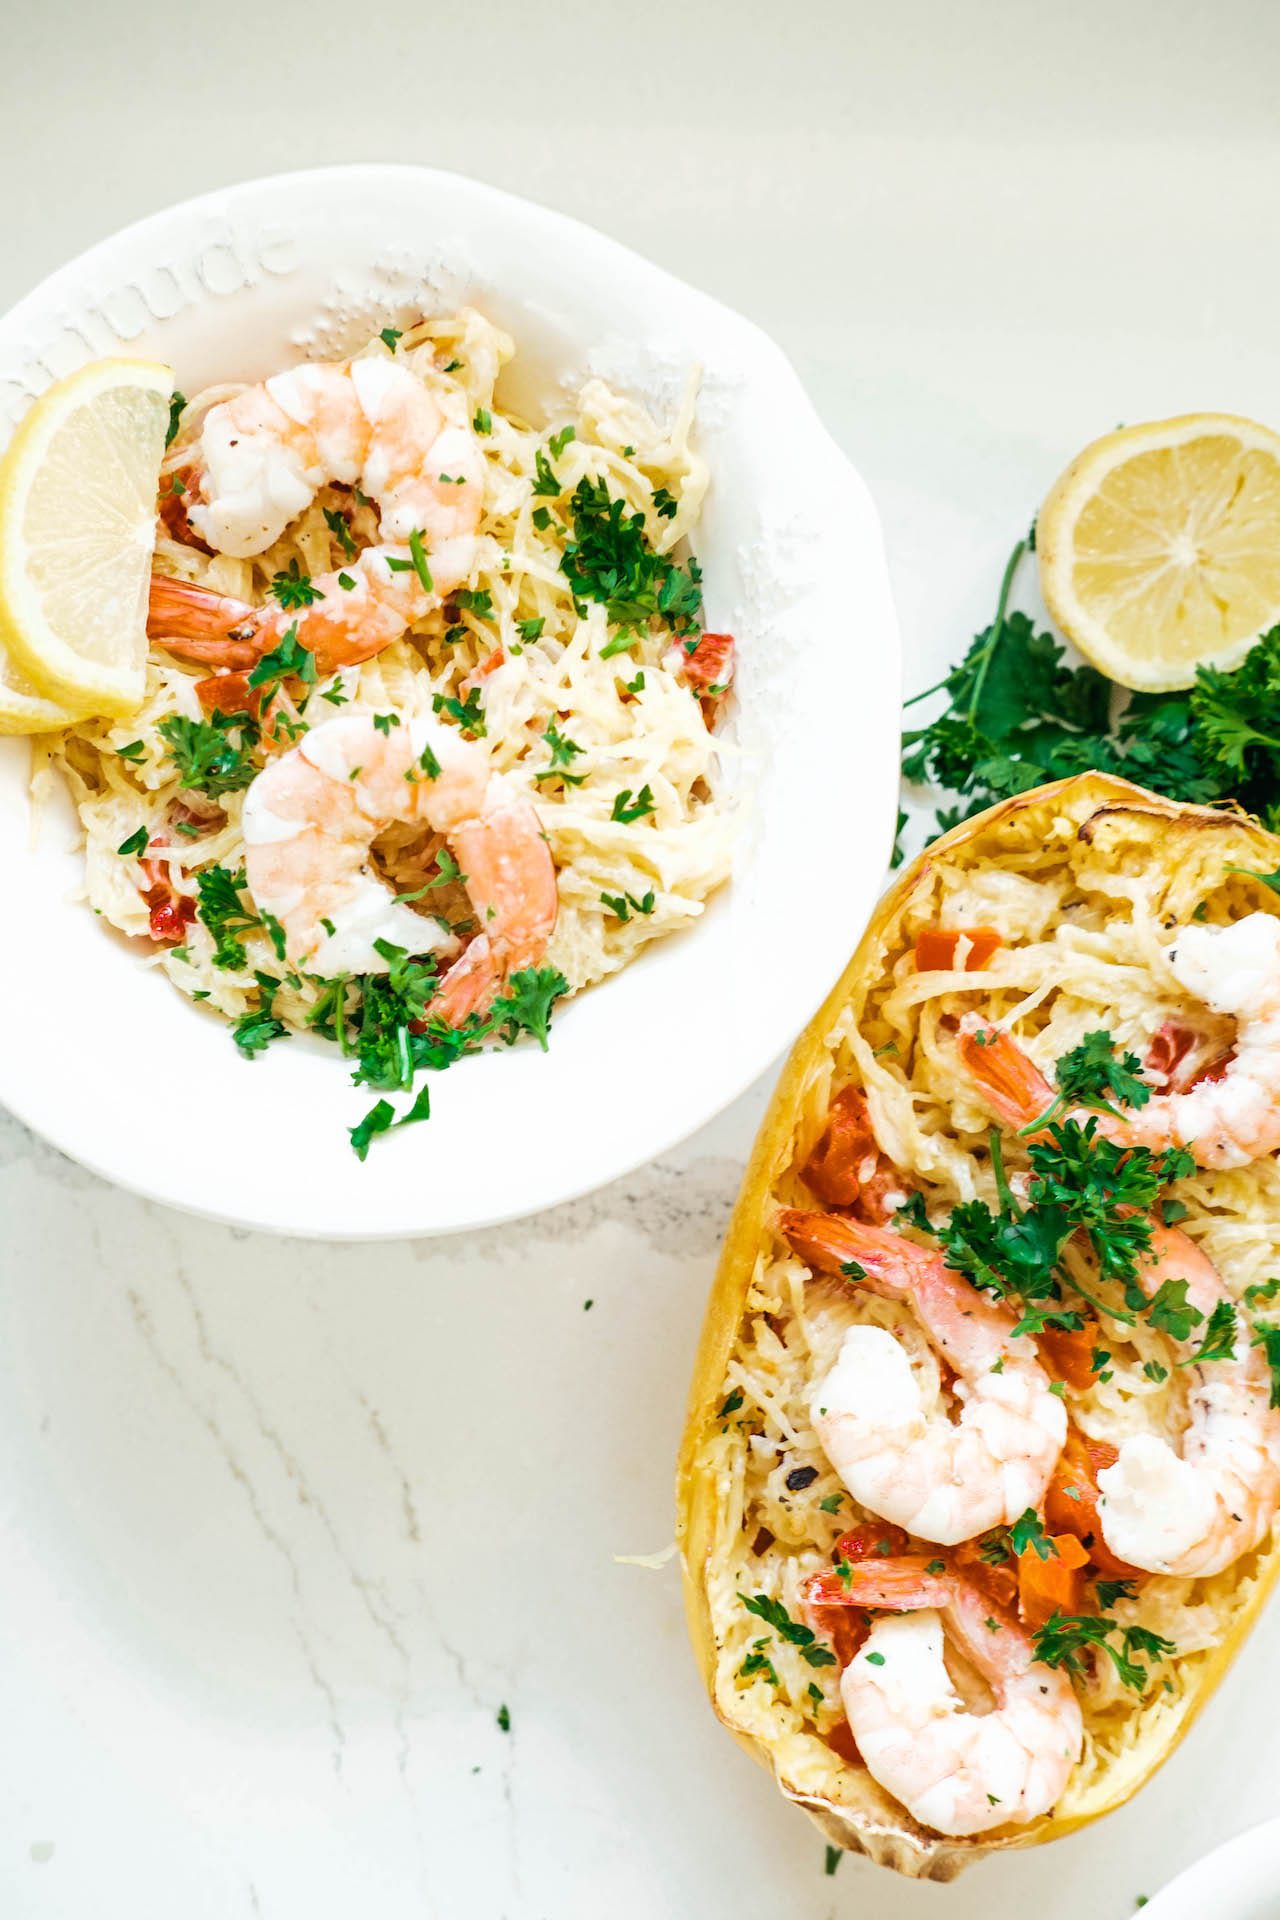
[1032,1611,1175,1693]
[901,537,1280,854]
[488,966,569,1050]
[1029,1029,1152,1130]
[158,711,260,796]
[560,476,702,639]
[195,865,261,970]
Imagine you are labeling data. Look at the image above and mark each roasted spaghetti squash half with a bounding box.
[677,774,1280,1879]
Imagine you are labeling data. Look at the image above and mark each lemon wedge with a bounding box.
[0,646,86,734]
[0,358,172,718]
[1037,413,1280,691]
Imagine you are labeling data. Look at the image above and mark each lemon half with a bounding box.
[1038,413,1280,691]
[0,358,172,718]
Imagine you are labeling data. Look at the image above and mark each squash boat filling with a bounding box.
[680,776,1280,1873]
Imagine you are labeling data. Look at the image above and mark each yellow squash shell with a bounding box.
[676,773,1280,1879]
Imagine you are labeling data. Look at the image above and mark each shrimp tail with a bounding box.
[958,1020,1055,1132]
[430,934,500,1027]
[778,1208,915,1293]
[147,575,265,669]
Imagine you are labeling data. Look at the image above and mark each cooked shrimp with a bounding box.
[1094,1219,1280,1576]
[779,1211,1067,1544]
[151,355,485,673]
[959,1018,1280,1574]
[956,1018,1055,1135]
[1098,914,1280,1168]
[816,1558,1082,1837]
[961,915,1280,1170]
[240,711,557,1012]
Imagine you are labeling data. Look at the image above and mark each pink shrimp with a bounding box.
[779,1211,1066,1544]
[239,710,557,1016]
[151,355,485,675]
[959,1018,1280,1574]
[1095,1219,1280,1575]
[960,915,1280,1170]
[814,1557,1082,1837]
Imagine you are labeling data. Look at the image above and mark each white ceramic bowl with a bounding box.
[0,166,899,1237]
[1140,1815,1280,1919]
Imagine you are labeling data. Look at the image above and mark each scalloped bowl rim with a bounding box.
[0,165,900,1238]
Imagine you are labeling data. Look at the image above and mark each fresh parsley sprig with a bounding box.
[901,536,1280,853]
[1032,1611,1175,1693]
[1025,1030,1152,1132]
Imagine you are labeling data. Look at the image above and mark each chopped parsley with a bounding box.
[247,624,317,698]
[472,407,491,435]
[548,424,576,461]
[1007,1508,1056,1560]
[559,475,702,639]
[1032,1612,1175,1693]
[269,561,322,610]
[331,957,568,1155]
[232,1008,290,1058]
[115,740,147,763]
[740,1592,837,1669]
[195,865,261,970]
[600,889,656,922]
[432,687,486,738]
[408,527,433,594]
[540,720,583,776]
[379,326,402,352]
[652,485,678,519]
[1252,1319,1280,1408]
[453,587,494,619]
[165,390,186,448]
[532,449,563,497]
[611,784,655,824]
[323,506,357,560]
[349,1082,432,1161]
[158,710,260,796]
[516,616,545,642]
[117,826,148,858]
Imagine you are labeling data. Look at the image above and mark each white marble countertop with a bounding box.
[5,2,1280,1913]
